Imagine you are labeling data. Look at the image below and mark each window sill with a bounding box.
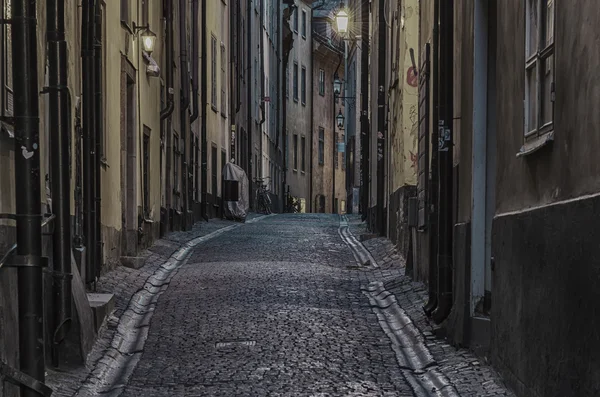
[517,131,554,158]
[100,158,110,168]
[293,98,298,103]
[211,105,218,113]
[293,169,298,173]
[301,170,305,175]
[221,111,227,119]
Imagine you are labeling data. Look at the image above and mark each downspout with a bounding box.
[247,1,253,207]
[179,0,190,228]
[432,0,454,324]
[190,0,199,123]
[360,0,369,221]
[259,0,266,180]
[424,0,441,317]
[276,0,282,210]
[332,56,342,214]
[12,0,45,389]
[201,0,209,221]
[376,0,387,235]
[48,0,72,368]
[161,0,174,226]
[82,0,96,284]
[160,0,175,120]
[94,0,103,280]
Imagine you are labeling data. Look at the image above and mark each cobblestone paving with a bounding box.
[46,217,249,397]
[345,215,515,397]
[48,213,515,397]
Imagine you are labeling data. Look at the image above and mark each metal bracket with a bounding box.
[0,361,53,396]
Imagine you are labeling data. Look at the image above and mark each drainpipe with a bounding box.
[200,0,209,221]
[432,0,454,324]
[360,0,369,221]
[190,0,199,123]
[247,2,253,208]
[161,0,174,227]
[179,0,190,229]
[82,0,97,284]
[160,0,175,121]
[259,0,265,181]
[276,0,282,210]
[376,0,387,235]
[12,0,45,391]
[94,0,103,279]
[47,0,72,367]
[424,0,440,316]
[332,57,342,214]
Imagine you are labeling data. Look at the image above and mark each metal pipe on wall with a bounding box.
[179,0,190,229]
[424,0,440,316]
[360,0,369,221]
[94,0,103,280]
[161,0,174,230]
[47,0,73,368]
[12,0,45,393]
[201,0,209,221]
[376,0,387,235]
[82,0,97,284]
[432,0,454,324]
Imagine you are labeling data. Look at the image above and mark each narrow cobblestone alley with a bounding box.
[62,214,512,397]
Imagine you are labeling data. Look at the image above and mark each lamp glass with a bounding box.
[336,109,345,129]
[336,9,349,34]
[141,30,157,53]
[333,75,342,96]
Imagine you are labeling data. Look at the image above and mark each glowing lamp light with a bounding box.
[336,109,345,129]
[335,8,349,34]
[141,28,157,54]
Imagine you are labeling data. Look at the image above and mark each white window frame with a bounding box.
[524,0,555,140]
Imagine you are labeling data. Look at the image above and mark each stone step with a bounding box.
[87,293,115,331]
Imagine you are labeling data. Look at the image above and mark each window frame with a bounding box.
[211,34,218,110]
[524,0,555,141]
[221,42,227,116]
[293,62,299,102]
[300,135,306,172]
[293,8,299,33]
[301,10,307,38]
[318,69,325,96]
[318,127,325,165]
[120,0,130,27]
[301,66,306,105]
[293,134,298,171]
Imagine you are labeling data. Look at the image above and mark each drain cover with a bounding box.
[215,340,256,349]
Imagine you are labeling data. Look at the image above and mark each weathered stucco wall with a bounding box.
[495,0,600,215]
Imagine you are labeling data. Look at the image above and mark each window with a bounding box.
[221,43,226,114]
[334,133,339,169]
[293,134,298,170]
[301,10,307,38]
[120,0,129,25]
[211,35,217,109]
[293,8,299,32]
[286,67,289,98]
[143,127,150,215]
[301,136,306,171]
[525,0,554,138]
[301,66,306,105]
[293,62,298,101]
[212,144,218,195]
[318,128,324,165]
[341,134,345,170]
[319,69,325,96]
[173,134,180,193]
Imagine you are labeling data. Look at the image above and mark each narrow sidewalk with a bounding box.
[346,214,514,397]
[46,216,256,397]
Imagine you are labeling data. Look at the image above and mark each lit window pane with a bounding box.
[526,65,538,132]
[541,54,553,125]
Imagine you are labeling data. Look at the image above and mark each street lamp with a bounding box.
[133,22,157,54]
[335,5,349,35]
[336,109,345,129]
[333,72,342,97]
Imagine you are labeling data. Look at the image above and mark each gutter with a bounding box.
[190,0,200,123]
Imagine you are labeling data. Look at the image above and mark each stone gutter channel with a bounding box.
[339,216,460,397]
[75,215,274,397]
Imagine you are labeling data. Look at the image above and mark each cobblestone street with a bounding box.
[53,214,513,397]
